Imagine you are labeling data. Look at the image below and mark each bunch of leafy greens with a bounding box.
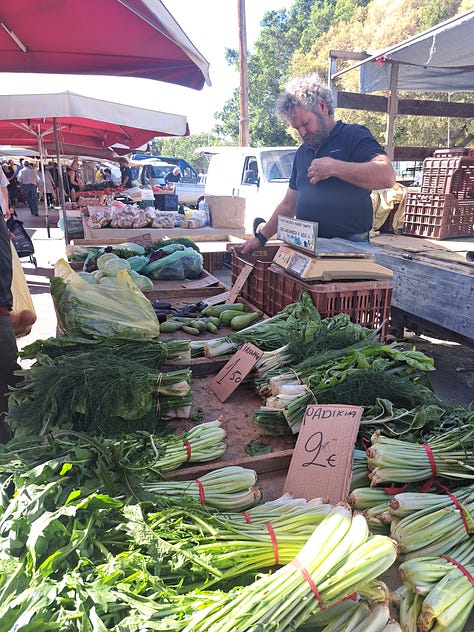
[51,259,160,340]
[6,349,191,437]
[20,334,191,366]
[204,290,322,357]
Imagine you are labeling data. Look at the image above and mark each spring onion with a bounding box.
[367,426,474,486]
[180,506,397,631]
[399,545,474,632]
[141,466,261,511]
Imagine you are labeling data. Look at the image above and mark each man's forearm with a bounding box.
[333,159,395,190]
[308,156,395,190]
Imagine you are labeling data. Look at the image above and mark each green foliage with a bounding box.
[150,133,230,173]
[212,0,474,148]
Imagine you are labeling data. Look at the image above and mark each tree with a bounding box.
[149,133,232,172]
[217,0,314,145]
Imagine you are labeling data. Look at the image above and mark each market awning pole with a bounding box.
[53,117,69,244]
[36,126,50,238]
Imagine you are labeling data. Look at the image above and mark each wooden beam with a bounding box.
[329,50,370,61]
[393,146,437,160]
[397,99,474,118]
[336,91,474,118]
[336,91,387,112]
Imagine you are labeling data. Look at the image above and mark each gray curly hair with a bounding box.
[276,73,335,121]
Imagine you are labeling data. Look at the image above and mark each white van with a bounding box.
[201,146,297,234]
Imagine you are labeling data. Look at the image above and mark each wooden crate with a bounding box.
[143,271,227,301]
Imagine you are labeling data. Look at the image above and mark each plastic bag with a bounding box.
[10,242,37,338]
[51,259,160,339]
[147,247,203,280]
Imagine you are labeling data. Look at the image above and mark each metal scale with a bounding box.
[273,217,393,282]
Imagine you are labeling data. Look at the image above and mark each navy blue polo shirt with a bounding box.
[289,121,386,238]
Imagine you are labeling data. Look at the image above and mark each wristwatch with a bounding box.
[256,231,268,246]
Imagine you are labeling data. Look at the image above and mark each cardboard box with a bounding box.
[205,195,245,229]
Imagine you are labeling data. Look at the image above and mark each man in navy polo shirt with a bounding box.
[242,73,395,253]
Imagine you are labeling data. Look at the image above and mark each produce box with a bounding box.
[143,271,227,301]
[420,156,474,199]
[266,264,393,338]
[154,193,178,211]
[402,192,474,239]
[230,242,281,311]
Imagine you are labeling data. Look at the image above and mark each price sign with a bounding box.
[129,233,153,248]
[209,342,263,402]
[284,404,363,503]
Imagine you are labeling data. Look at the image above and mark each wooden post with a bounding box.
[238,0,249,147]
[385,62,399,161]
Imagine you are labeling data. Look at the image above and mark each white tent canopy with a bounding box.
[0,145,40,157]
[355,9,474,93]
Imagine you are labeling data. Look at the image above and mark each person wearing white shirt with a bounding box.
[18,161,40,216]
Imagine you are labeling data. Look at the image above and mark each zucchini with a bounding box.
[202,303,247,317]
[182,325,201,336]
[208,316,221,328]
[230,311,263,331]
[206,322,219,334]
[190,320,208,332]
[219,309,248,326]
[159,321,182,333]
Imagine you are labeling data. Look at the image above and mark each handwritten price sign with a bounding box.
[209,342,263,402]
[284,404,363,503]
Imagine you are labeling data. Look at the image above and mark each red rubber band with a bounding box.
[423,443,437,477]
[431,480,471,535]
[383,483,409,495]
[442,556,474,588]
[184,439,192,461]
[242,511,251,524]
[195,479,205,505]
[266,523,279,565]
[290,559,323,606]
[361,437,371,452]
[448,493,471,534]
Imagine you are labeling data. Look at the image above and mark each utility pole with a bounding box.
[238,0,249,146]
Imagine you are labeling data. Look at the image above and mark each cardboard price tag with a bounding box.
[284,404,363,503]
[128,233,153,248]
[208,342,263,402]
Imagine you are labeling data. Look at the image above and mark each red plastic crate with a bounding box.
[402,192,474,239]
[432,148,473,158]
[421,157,474,200]
[231,244,280,310]
[266,265,393,339]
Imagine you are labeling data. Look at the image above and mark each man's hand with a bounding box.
[307,157,337,184]
[240,236,262,255]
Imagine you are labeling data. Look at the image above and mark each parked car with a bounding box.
[201,146,297,234]
[130,154,205,207]
[132,159,176,186]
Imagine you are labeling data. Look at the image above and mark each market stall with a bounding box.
[2,215,474,630]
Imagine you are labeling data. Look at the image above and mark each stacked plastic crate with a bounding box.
[402,150,474,239]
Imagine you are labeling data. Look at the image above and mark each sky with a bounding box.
[0,0,294,135]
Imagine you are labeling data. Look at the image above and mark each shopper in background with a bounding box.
[67,159,82,202]
[103,168,115,187]
[241,73,395,254]
[118,157,134,189]
[14,158,25,178]
[2,162,18,208]
[0,167,20,443]
[165,166,181,184]
[17,161,40,216]
[39,167,56,208]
